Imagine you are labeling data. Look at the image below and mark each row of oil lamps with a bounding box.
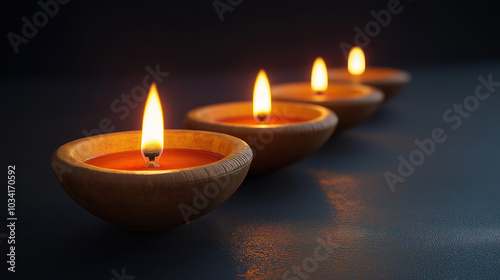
[51,47,410,231]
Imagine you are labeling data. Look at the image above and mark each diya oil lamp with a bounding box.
[272,57,384,132]
[328,46,411,101]
[51,83,252,231]
[184,70,338,174]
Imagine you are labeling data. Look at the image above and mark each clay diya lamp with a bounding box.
[51,84,252,231]
[184,70,338,174]
[272,57,383,132]
[328,46,411,101]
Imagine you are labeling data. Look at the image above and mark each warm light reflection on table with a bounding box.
[312,170,365,223]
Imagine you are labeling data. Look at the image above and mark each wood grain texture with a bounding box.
[184,101,338,174]
[272,82,383,132]
[328,67,411,101]
[50,130,252,231]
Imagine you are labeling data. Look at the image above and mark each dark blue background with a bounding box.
[1,0,498,77]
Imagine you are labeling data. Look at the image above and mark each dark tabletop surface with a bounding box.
[2,60,500,279]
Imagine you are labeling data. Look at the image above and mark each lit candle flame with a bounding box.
[141,83,164,165]
[253,69,272,123]
[348,46,365,75]
[311,57,328,94]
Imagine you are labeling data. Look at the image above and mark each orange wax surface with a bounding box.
[217,115,306,125]
[85,149,225,171]
[272,82,376,102]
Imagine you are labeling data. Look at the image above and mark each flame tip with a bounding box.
[311,57,328,92]
[348,47,366,75]
[253,69,272,123]
[141,84,164,163]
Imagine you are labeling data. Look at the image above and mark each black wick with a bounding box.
[144,151,159,163]
[143,147,161,168]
